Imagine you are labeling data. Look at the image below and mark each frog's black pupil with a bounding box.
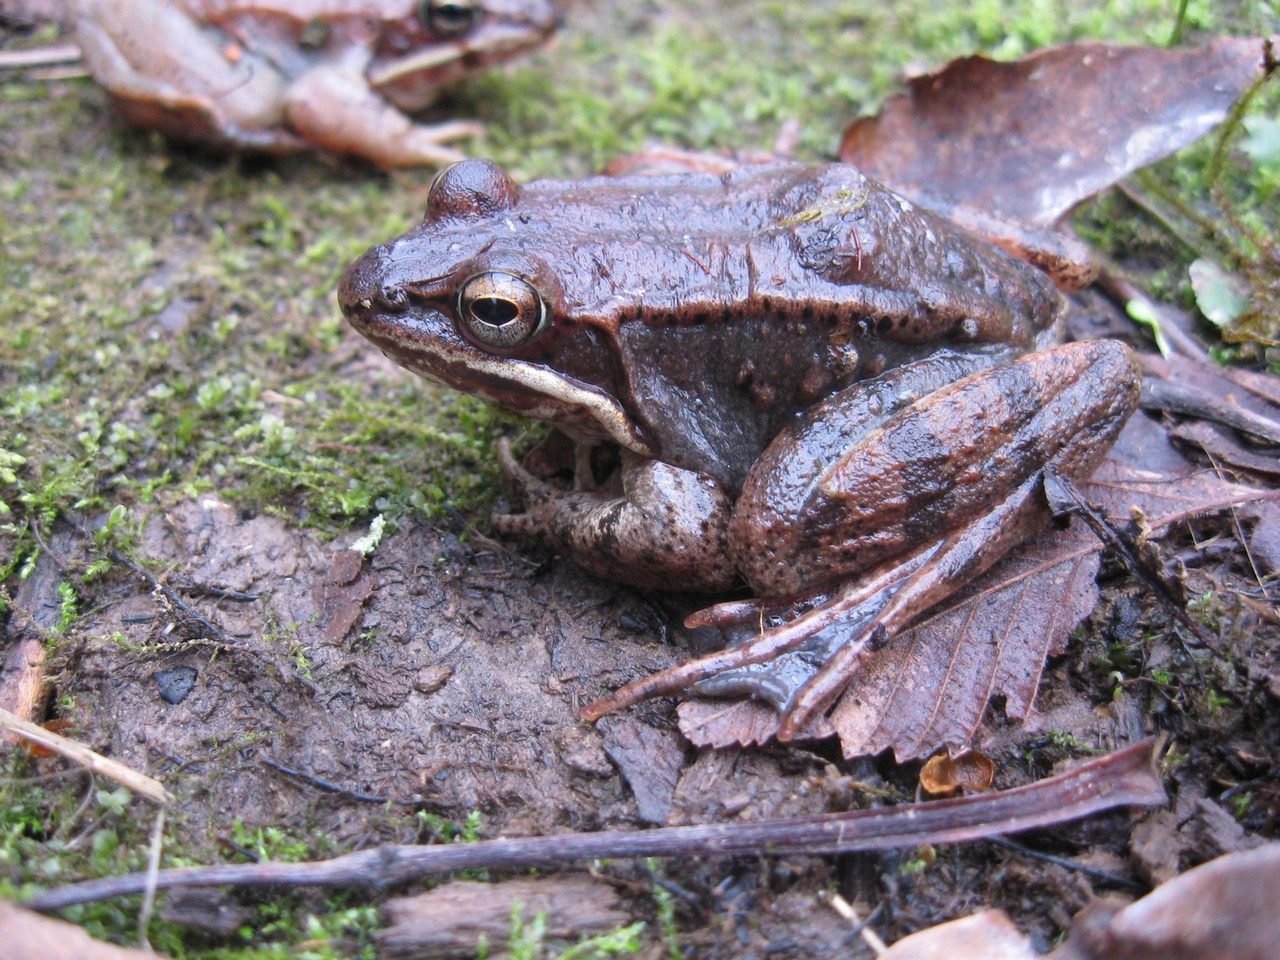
[427,1,477,33]
[472,297,518,326]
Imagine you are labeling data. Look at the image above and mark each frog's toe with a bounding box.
[690,653,821,713]
[496,437,551,496]
[490,509,543,537]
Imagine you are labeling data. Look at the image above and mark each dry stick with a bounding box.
[826,894,888,955]
[1139,374,1280,446]
[1043,472,1219,650]
[137,807,166,952]
[27,740,1165,913]
[0,43,82,69]
[0,708,171,805]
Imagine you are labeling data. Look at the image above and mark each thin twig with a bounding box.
[113,551,228,644]
[0,43,82,69]
[1139,374,1280,446]
[1043,471,1219,650]
[989,836,1145,891]
[826,893,887,955]
[26,741,1165,912]
[261,757,391,805]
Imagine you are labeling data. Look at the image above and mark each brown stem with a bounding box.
[27,740,1165,913]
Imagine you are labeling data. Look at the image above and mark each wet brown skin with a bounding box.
[340,159,1069,491]
[339,158,1140,730]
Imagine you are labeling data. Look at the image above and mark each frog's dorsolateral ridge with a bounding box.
[340,158,1139,740]
[71,0,561,167]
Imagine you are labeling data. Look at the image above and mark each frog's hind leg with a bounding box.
[578,546,933,722]
[284,66,480,168]
[771,470,1048,740]
[583,339,1141,740]
[72,0,301,153]
[580,474,1042,731]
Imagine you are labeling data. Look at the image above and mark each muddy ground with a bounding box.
[2,1,1279,958]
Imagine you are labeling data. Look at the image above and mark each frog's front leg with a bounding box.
[493,440,739,593]
[284,66,479,168]
[584,339,1140,740]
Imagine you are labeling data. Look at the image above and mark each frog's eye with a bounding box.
[420,0,479,36]
[457,272,546,349]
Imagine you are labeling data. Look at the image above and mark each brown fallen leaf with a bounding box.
[597,716,686,825]
[873,845,1280,960]
[840,38,1277,225]
[1170,421,1280,479]
[879,909,1037,960]
[679,459,1279,760]
[1053,844,1280,960]
[314,549,373,646]
[0,900,163,960]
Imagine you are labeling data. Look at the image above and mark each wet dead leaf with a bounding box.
[680,459,1278,760]
[598,716,686,824]
[874,846,1280,960]
[919,748,996,796]
[0,900,161,960]
[880,909,1036,960]
[1054,844,1280,960]
[840,38,1277,225]
[315,549,373,646]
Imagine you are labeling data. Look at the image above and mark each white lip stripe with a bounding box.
[389,333,654,456]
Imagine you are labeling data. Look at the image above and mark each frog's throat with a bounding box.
[400,348,655,457]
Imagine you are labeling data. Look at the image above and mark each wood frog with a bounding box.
[70,0,560,167]
[338,158,1139,740]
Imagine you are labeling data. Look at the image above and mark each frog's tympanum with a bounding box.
[70,0,560,167]
[339,159,1140,740]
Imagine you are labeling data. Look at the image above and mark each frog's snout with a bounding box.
[338,246,405,320]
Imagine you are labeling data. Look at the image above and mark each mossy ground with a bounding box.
[1,1,1278,957]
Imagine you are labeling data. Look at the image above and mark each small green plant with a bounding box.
[54,580,79,634]
[503,902,644,960]
[1229,791,1253,820]
[230,821,311,863]
[644,860,684,960]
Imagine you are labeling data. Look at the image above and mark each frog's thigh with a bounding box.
[497,457,739,593]
[73,0,291,147]
[733,340,1139,596]
[284,66,480,168]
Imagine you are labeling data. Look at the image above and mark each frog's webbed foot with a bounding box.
[582,471,1047,740]
[284,65,477,168]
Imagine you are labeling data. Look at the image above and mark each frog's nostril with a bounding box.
[378,285,409,312]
